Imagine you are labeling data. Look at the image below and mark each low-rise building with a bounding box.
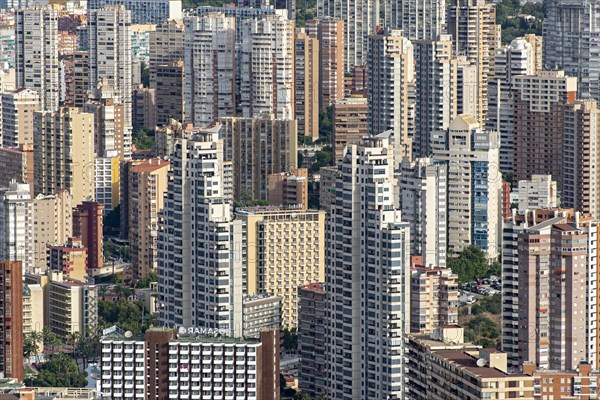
[99,327,280,400]
[407,327,535,399]
[242,294,282,339]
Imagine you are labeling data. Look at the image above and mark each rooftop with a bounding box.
[431,349,526,380]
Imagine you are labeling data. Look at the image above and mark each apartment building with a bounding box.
[157,126,243,332]
[325,132,410,399]
[236,207,325,328]
[511,70,577,186]
[305,18,344,110]
[242,294,282,340]
[544,0,600,100]
[149,19,184,89]
[516,214,599,371]
[33,107,95,205]
[384,0,445,41]
[1,89,39,147]
[294,30,319,139]
[399,157,447,268]
[99,328,280,400]
[183,12,236,128]
[220,116,298,201]
[523,361,599,400]
[407,327,535,400]
[47,272,98,338]
[0,261,23,381]
[131,85,156,131]
[47,238,88,282]
[410,263,459,334]
[517,175,558,212]
[562,99,600,218]
[22,283,44,339]
[297,283,327,398]
[15,6,59,111]
[317,0,376,69]
[487,37,538,173]
[155,61,184,127]
[331,95,368,162]
[267,168,308,209]
[318,166,337,212]
[73,201,104,273]
[88,6,132,158]
[127,158,170,280]
[367,29,414,164]
[431,114,501,258]
[446,0,498,123]
[501,208,575,371]
[0,181,33,274]
[239,14,295,120]
[88,0,182,24]
[413,34,462,158]
[0,144,34,196]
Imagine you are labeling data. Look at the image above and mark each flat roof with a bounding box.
[432,349,527,379]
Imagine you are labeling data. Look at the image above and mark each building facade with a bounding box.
[0,181,33,274]
[0,261,23,381]
[1,88,39,148]
[331,95,368,162]
[294,30,319,139]
[73,201,104,273]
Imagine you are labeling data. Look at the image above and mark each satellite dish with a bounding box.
[124,331,133,338]
[476,358,487,367]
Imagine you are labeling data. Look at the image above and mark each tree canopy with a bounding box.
[24,354,87,388]
[447,246,495,283]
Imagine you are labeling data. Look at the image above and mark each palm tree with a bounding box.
[66,331,82,360]
[43,327,62,353]
[28,331,43,363]
[23,337,35,362]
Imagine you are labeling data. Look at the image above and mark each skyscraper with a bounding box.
[294,30,319,139]
[240,14,295,120]
[487,37,538,173]
[399,157,447,268]
[306,18,345,110]
[516,213,599,370]
[73,201,104,273]
[413,34,459,158]
[15,6,59,111]
[431,114,501,258]
[149,18,184,90]
[325,132,410,399]
[331,95,369,162]
[157,126,244,332]
[33,107,95,205]
[87,0,182,24]
[184,13,236,128]
[0,261,23,381]
[220,115,298,201]
[562,100,600,218]
[511,71,577,187]
[0,182,33,275]
[384,0,445,41]
[446,0,498,123]
[88,6,132,158]
[544,0,600,100]
[368,29,415,165]
[1,88,40,148]
[317,0,378,69]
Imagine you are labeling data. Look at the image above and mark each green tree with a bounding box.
[43,327,62,353]
[133,128,155,150]
[140,62,150,88]
[136,270,158,288]
[27,331,43,362]
[98,300,155,335]
[282,327,298,351]
[447,246,490,283]
[24,354,87,387]
[471,293,501,315]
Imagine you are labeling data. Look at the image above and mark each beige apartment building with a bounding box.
[237,207,325,328]
[47,272,98,338]
[128,158,170,280]
[0,144,34,195]
[407,327,535,400]
[332,95,368,162]
[447,0,498,123]
[33,107,95,205]
[563,100,600,218]
[267,168,308,209]
[32,190,73,273]
[149,18,184,89]
[23,283,44,343]
[306,18,344,111]
[1,88,40,148]
[410,262,459,334]
[294,30,319,139]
